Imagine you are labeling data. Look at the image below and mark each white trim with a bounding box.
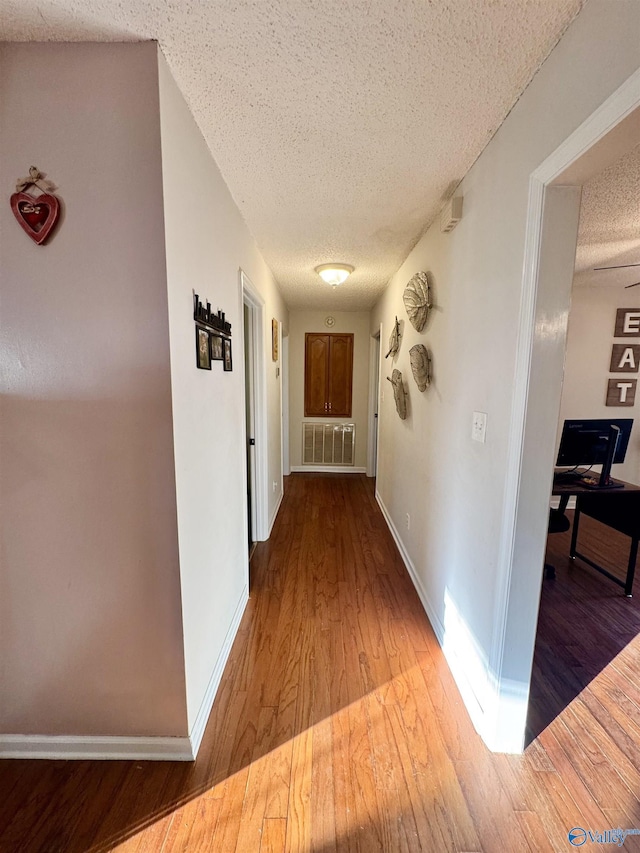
[268,489,283,536]
[290,465,367,474]
[375,491,486,741]
[188,584,248,758]
[375,324,383,480]
[282,335,290,476]
[550,496,576,511]
[366,330,381,478]
[241,270,269,542]
[489,173,545,747]
[539,67,640,184]
[0,734,194,762]
[492,69,640,753]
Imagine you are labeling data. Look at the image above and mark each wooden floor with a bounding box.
[3,475,640,852]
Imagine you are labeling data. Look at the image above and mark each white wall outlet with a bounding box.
[472,411,487,443]
[406,513,410,530]
[272,481,278,493]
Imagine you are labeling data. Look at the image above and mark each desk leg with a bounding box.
[570,501,580,559]
[625,538,638,597]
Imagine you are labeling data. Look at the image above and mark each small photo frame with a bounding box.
[223,337,233,372]
[196,326,211,370]
[210,333,223,361]
[272,318,279,362]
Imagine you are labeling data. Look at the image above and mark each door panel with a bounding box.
[328,335,353,417]
[305,334,329,416]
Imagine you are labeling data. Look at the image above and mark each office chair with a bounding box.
[544,508,571,579]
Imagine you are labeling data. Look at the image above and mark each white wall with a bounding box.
[288,310,370,470]
[371,0,640,750]
[559,287,640,485]
[157,52,288,735]
[0,43,187,738]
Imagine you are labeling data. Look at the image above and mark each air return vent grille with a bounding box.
[302,423,355,466]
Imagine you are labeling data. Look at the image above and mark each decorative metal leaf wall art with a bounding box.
[409,344,432,392]
[385,316,401,358]
[387,369,407,419]
[403,271,432,332]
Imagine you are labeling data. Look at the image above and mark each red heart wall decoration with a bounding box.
[10,191,60,245]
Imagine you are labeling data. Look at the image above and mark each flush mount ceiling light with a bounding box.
[315,263,354,287]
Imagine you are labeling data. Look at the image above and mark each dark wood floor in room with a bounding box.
[3,475,640,852]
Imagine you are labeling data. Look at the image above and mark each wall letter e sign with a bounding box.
[10,166,61,245]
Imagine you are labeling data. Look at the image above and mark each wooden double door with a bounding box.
[304,333,354,418]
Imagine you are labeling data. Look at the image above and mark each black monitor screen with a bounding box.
[556,418,633,467]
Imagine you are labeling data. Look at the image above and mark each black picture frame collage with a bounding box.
[194,294,232,372]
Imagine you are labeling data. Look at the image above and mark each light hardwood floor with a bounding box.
[2,474,640,851]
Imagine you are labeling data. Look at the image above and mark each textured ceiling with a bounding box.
[574,143,640,289]
[0,0,586,309]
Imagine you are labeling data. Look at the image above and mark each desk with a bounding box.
[552,475,640,596]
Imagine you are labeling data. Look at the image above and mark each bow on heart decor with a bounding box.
[10,166,61,245]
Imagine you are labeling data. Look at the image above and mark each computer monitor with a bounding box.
[556,418,633,486]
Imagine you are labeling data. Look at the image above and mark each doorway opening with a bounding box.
[243,302,256,557]
[282,333,290,476]
[492,71,640,753]
[527,115,640,744]
[241,271,269,582]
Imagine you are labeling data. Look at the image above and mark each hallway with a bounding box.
[3,474,640,852]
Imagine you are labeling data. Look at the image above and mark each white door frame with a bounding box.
[282,334,290,476]
[241,270,269,542]
[488,69,640,752]
[367,326,382,478]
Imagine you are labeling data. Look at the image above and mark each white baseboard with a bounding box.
[268,490,283,536]
[188,584,248,759]
[0,733,194,761]
[290,466,367,474]
[375,490,490,746]
[550,496,576,510]
[0,585,249,763]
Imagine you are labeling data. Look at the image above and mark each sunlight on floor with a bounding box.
[110,662,484,852]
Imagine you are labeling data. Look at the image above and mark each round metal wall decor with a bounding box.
[387,369,407,420]
[409,344,432,392]
[403,271,432,332]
